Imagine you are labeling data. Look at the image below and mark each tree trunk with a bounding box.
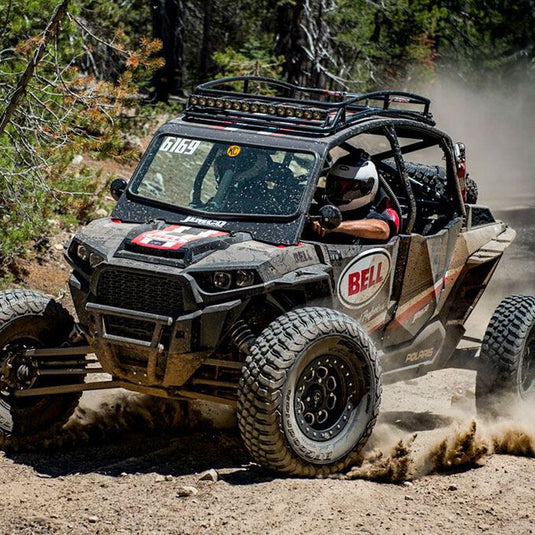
[199,0,214,81]
[151,0,185,102]
[275,0,308,86]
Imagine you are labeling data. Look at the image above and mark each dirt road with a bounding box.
[1,368,534,534]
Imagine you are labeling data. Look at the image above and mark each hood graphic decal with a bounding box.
[131,225,228,251]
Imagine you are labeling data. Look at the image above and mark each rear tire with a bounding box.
[476,295,535,418]
[238,307,381,477]
[0,290,84,448]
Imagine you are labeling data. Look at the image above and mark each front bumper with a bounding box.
[85,298,244,387]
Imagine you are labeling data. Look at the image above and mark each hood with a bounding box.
[72,218,243,268]
[71,218,321,276]
[122,223,235,265]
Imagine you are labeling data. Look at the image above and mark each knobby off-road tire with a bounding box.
[476,295,535,418]
[0,289,84,448]
[465,176,479,204]
[381,161,447,200]
[402,162,447,199]
[238,307,381,477]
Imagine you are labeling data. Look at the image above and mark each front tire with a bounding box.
[476,295,535,417]
[238,307,381,477]
[0,290,84,448]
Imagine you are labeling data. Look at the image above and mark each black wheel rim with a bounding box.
[1,337,43,407]
[294,354,360,442]
[520,331,535,396]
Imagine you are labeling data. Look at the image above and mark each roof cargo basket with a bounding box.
[184,76,435,136]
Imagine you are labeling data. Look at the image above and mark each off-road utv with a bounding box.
[1,77,534,476]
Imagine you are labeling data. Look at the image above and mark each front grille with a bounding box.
[96,269,184,318]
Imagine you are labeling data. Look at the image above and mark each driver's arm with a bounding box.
[313,218,390,240]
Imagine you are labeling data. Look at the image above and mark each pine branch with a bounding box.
[0,0,70,136]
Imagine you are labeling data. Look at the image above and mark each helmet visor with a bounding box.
[326,176,376,206]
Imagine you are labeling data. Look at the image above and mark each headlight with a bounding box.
[194,270,257,292]
[213,271,232,290]
[77,244,89,262]
[89,251,105,268]
[74,242,104,270]
[235,270,255,287]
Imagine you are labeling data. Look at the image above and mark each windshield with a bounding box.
[130,135,316,217]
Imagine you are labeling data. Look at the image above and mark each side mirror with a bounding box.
[110,177,127,201]
[319,204,342,229]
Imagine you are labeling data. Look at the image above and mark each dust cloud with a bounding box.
[413,73,535,206]
[31,391,237,451]
[38,393,190,449]
[345,398,535,483]
[415,74,535,334]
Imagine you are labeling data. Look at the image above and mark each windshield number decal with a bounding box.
[159,137,201,155]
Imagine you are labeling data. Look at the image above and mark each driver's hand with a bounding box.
[312,221,329,238]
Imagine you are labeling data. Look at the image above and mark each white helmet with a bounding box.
[326,150,379,212]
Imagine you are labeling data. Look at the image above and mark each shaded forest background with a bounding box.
[0,0,534,277]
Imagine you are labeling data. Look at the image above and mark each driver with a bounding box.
[213,148,270,211]
[312,149,400,243]
[214,148,269,186]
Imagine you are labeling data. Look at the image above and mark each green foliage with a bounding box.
[213,38,283,79]
[0,0,162,272]
[1,0,532,278]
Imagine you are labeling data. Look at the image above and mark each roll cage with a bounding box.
[113,76,464,244]
[183,76,465,236]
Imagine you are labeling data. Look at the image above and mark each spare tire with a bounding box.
[465,176,479,204]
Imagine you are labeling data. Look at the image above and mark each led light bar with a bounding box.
[188,95,327,122]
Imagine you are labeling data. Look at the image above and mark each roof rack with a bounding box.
[183,76,435,136]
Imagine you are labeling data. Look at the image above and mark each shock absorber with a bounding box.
[230,320,255,355]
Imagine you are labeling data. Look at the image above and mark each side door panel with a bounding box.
[326,240,400,334]
[382,218,462,347]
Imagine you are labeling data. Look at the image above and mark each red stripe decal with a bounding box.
[386,283,439,331]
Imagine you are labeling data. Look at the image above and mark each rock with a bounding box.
[448,484,458,491]
[88,516,99,523]
[155,474,173,482]
[404,495,414,501]
[177,486,199,497]
[71,154,84,165]
[198,469,219,482]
